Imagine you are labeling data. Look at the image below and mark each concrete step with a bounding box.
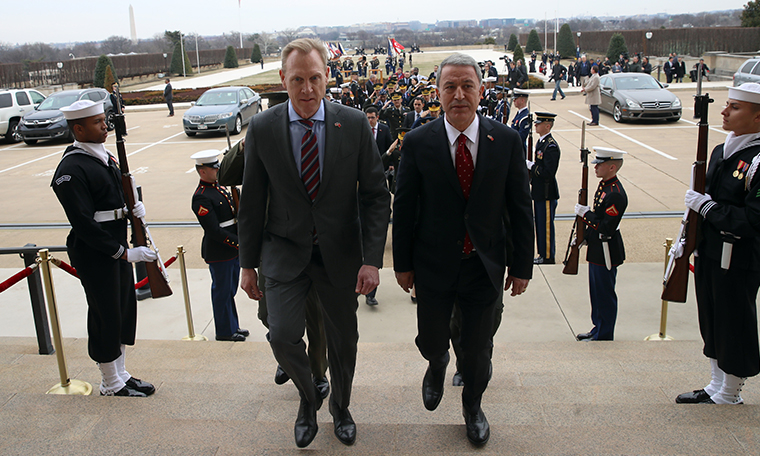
[1,337,759,454]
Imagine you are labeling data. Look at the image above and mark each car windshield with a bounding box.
[37,93,80,110]
[615,76,662,90]
[196,91,238,106]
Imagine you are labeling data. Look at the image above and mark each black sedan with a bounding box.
[598,73,682,123]
[18,88,114,145]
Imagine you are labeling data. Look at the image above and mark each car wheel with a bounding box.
[6,119,20,143]
[185,131,196,137]
[232,115,242,135]
[23,138,38,145]
[613,103,623,123]
[105,109,115,131]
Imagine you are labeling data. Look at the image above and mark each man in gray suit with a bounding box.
[239,38,390,448]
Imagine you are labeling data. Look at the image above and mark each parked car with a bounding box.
[0,89,46,143]
[183,86,261,137]
[18,88,114,145]
[598,73,682,123]
[733,58,760,87]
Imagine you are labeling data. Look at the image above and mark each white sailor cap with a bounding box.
[330,87,341,94]
[60,99,104,120]
[340,82,351,89]
[190,149,221,168]
[483,76,497,83]
[591,146,627,164]
[728,82,760,105]
[513,89,530,98]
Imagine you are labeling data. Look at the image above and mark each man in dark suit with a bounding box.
[239,38,391,448]
[402,97,425,129]
[163,78,173,117]
[365,106,393,156]
[393,53,533,446]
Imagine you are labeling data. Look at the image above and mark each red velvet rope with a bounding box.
[133,255,177,289]
[0,263,39,294]
[49,255,177,290]
[50,257,79,279]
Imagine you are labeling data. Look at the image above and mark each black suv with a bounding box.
[18,88,114,145]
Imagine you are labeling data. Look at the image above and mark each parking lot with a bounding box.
[0,84,731,268]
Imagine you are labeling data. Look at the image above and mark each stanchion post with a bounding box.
[645,238,675,341]
[22,243,54,355]
[38,249,92,395]
[177,246,207,341]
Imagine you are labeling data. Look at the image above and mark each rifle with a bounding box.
[112,86,173,298]
[661,65,712,303]
[562,121,590,275]
[526,101,534,161]
[223,124,241,212]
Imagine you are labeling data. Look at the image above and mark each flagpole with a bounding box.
[238,0,243,49]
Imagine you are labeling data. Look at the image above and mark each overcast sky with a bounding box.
[1,0,747,45]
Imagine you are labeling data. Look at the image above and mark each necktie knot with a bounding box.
[299,119,314,130]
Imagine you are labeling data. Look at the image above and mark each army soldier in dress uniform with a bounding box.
[51,100,156,397]
[675,82,760,405]
[511,89,531,155]
[380,91,408,139]
[526,112,560,264]
[191,149,248,342]
[574,147,627,341]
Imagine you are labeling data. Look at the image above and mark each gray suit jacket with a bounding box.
[238,100,390,289]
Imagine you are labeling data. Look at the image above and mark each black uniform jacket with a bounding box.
[529,133,560,201]
[582,176,627,267]
[52,146,128,260]
[192,180,239,263]
[700,143,760,270]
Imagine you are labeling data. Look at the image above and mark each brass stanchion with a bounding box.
[178,246,207,341]
[645,238,675,341]
[38,249,92,395]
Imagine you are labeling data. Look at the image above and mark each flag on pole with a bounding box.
[389,38,405,55]
[338,43,346,56]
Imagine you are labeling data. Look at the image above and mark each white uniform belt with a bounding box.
[94,206,128,222]
[219,218,237,228]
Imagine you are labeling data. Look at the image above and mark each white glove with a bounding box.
[685,189,711,213]
[575,203,590,217]
[132,201,146,219]
[669,239,685,259]
[126,246,157,263]
[526,159,535,169]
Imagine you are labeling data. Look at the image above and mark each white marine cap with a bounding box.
[60,99,104,120]
[330,87,341,94]
[190,149,221,168]
[591,146,627,164]
[483,76,497,83]
[728,82,760,105]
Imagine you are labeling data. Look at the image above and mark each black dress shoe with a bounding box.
[422,359,448,411]
[101,385,147,397]
[366,296,378,306]
[675,389,710,404]
[313,376,330,399]
[216,333,246,342]
[294,397,319,448]
[463,407,490,446]
[236,328,250,337]
[125,377,155,396]
[332,407,356,445]
[452,371,464,386]
[576,331,594,341]
[411,295,417,303]
[274,365,290,385]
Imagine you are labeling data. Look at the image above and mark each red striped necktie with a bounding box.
[299,119,320,201]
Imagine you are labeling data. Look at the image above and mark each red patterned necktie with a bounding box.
[456,134,474,255]
[299,119,320,201]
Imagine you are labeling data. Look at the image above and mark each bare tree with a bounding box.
[278,29,298,47]
[101,36,132,55]
[256,32,278,55]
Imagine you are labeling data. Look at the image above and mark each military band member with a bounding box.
[574,147,627,341]
[526,113,560,264]
[191,150,248,342]
[676,82,760,405]
[511,89,531,155]
[51,99,156,397]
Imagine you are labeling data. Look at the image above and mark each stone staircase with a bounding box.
[1,337,759,454]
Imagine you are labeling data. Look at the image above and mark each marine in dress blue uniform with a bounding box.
[575,147,627,341]
[676,83,760,405]
[191,150,246,341]
[527,113,560,264]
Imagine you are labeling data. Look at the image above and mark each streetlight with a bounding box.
[645,31,653,57]
[577,32,581,57]
[163,53,168,75]
[56,62,63,86]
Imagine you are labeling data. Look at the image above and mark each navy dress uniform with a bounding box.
[527,113,561,264]
[575,147,627,341]
[676,83,760,405]
[511,90,531,154]
[51,99,156,397]
[191,150,246,342]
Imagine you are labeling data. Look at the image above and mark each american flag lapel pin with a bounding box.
[487,135,494,141]
[334,122,341,128]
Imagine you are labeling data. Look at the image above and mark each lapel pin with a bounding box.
[334,122,342,128]
[487,135,494,141]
